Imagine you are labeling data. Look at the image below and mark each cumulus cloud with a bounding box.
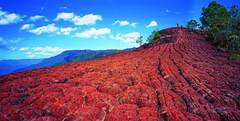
[54,12,74,21]
[29,15,48,22]
[59,27,77,35]
[21,23,77,36]
[146,20,158,28]
[54,12,102,26]
[110,32,140,43]
[18,47,28,51]
[72,14,102,25]
[20,24,35,30]
[113,20,137,27]
[0,9,23,25]
[18,46,68,58]
[130,23,137,27]
[75,27,111,39]
[29,24,58,35]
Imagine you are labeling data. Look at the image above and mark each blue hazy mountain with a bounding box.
[0,59,42,75]
[17,49,125,72]
[1,49,134,76]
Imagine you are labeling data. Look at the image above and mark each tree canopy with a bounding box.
[199,1,240,54]
[136,36,144,46]
[200,1,230,31]
[186,20,199,29]
[147,30,161,44]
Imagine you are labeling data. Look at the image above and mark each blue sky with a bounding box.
[0,0,239,60]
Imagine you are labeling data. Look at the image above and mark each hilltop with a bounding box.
[0,28,239,121]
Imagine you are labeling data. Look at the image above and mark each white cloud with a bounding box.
[59,27,77,35]
[22,23,77,36]
[0,9,23,25]
[54,12,102,26]
[113,20,137,27]
[72,14,102,25]
[20,24,35,30]
[18,46,68,58]
[54,12,74,21]
[110,32,140,43]
[19,47,28,51]
[146,20,158,28]
[29,24,58,35]
[113,20,129,26]
[130,23,137,27]
[29,15,48,22]
[75,27,111,39]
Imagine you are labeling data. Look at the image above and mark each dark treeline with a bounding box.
[187,1,240,59]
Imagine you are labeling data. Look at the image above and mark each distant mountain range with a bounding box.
[0,49,132,75]
[0,59,42,75]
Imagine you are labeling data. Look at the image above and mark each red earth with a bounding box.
[0,28,240,121]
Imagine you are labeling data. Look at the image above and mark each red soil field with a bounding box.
[0,28,240,121]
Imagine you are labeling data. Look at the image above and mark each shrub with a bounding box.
[136,36,144,46]
[147,30,161,44]
[229,34,239,51]
[230,52,240,60]
[186,20,199,29]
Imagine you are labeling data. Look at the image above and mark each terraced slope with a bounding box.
[0,28,240,121]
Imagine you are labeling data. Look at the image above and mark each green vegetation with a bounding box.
[229,34,239,51]
[186,20,199,29]
[230,52,240,60]
[135,30,161,45]
[136,36,144,46]
[177,23,184,28]
[176,23,180,27]
[147,30,161,44]
[196,1,240,60]
[200,1,230,47]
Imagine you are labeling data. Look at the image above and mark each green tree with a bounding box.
[200,1,230,48]
[227,6,240,51]
[176,23,180,27]
[229,5,239,19]
[200,1,240,59]
[229,34,239,51]
[136,36,144,46]
[186,20,199,29]
[229,5,240,35]
[147,30,161,43]
[200,1,230,31]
